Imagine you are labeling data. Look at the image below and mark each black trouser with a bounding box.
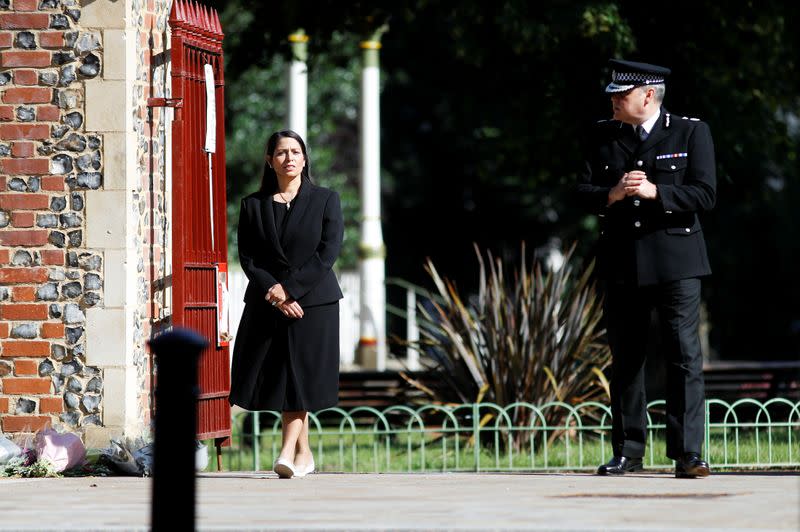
[604,278,705,460]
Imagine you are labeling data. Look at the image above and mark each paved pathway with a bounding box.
[1,471,797,530]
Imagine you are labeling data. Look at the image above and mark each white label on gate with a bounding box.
[204,63,216,153]
[216,263,231,347]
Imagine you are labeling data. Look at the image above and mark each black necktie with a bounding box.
[637,125,649,142]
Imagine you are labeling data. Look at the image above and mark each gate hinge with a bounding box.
[147,97,183,108]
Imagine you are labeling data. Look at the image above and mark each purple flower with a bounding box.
[19,448,37,467]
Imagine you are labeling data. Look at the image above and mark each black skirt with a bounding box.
[229,298,340,412]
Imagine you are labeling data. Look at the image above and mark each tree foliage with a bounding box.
[210,0,799,360]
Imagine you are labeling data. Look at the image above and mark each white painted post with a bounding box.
[357,30,388,370]
[287,30,308,140]
[406,288,420,370]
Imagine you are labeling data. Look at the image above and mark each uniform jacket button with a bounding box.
[633,199,641,207]
[670,164,677,170]
[685,227,691,233]
[636,160,643,167]
[634,221,642,228]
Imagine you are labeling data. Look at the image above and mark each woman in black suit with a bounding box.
[230,130,344,479]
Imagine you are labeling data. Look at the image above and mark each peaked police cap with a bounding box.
[605,59,671,93]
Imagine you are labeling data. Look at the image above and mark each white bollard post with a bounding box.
[357,29,388,370]
[406,288,419,370]
[287,30,308,140]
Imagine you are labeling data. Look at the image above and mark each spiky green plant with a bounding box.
[403,243,611,447]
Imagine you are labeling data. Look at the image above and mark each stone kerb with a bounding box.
[0,0,106,436]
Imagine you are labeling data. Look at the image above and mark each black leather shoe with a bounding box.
[675,452,710,478]
[597,456,643,475]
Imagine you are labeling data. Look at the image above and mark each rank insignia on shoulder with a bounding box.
[680,116,701,121]
[656,152,688,159]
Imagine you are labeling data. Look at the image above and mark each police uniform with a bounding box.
[578,60,716,474]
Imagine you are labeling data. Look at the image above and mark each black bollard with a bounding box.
[148,328,208,532]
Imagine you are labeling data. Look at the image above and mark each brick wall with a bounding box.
[0,0,104,435]
[1,0,173,444]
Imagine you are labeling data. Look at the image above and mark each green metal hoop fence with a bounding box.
[218,399,799,472]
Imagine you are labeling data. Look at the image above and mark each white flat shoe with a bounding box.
[294,459,315,478]
[273,457,295,479]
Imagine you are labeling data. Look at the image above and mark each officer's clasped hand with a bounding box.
[609,171,658,203]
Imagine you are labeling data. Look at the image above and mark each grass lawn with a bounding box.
[207,425,799,473]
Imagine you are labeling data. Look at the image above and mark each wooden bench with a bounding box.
[338,370,438,408]
[702,360,800,403]
[338,362,800,409]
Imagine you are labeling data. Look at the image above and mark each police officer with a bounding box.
[578,59,715,478]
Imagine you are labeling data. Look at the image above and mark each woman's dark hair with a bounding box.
[259,129,312,193]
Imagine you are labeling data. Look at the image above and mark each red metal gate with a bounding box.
[163,1,231,461]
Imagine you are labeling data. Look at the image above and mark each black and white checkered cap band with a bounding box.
[605,70,665,93]
[613,70,665,84]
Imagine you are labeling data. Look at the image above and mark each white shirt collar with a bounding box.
[639,108,661,134]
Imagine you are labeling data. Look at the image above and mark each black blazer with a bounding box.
[577,109,716,286]
[238,180,344,306]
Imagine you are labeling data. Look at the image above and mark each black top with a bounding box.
[272,199,289,235]
[238,181,344,305]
